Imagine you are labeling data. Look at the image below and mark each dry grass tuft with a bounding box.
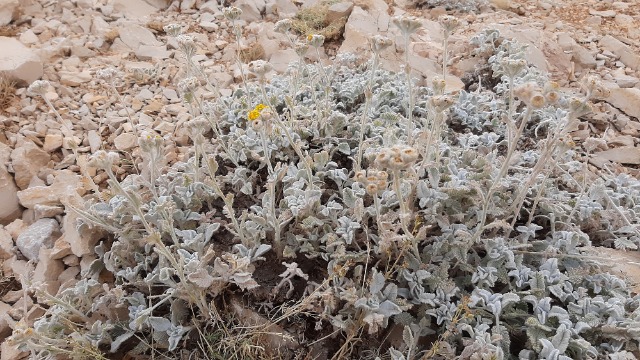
[0,76,17,112]
[240,43,266,63]
[291,0,349,41]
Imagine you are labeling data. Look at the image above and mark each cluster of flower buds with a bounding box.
[354,169,388,196]
[163,23,183,37]
[429,95,455,112]
[89,150,121,170]
[249,60,273,80]
[500,58,527,79]
[369,35,393,54]
[514,82,562,109]
[139,131,164,156]
[247,103,274,131]
[274,19,292,33]
[582,75,610,99]
[374,145,419,171]
[392,15,422,37]
[27,80,50,96]
[438,15,461,37]
[223,7,242,21]
[176,34,196,58]
[307,34,325,48]
[96,68,120,84]
[432,77,447,95]
[178,76,199,94]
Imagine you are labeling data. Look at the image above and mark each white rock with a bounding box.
[112,0,159,19]
[339,6,378,55]
[269,49,299,73]
[0,227,14,260]
[572,44,597,70]
[600,35,640,70]
[10,142,50,190]
[87,130,102,153]
[19,29,39,45]
[589,9,616,18]
[119,23,162,50]
[0,0,18,26]
[143,0,170,9]
[0,164,20,225]
[16,170,85,209]
[0,37,43,85]
[33,248,64,296]
[114,132,137,150]
[274,0,298,18]
[43,133,63,152]
[33,204,64,219]
[15,218,60,261]
[135,45,171,60]
[605,88,640,119]
[615,14,634,28]
[592,147,640,165]
[61,211,105,258]
[236,0,264,22]
[326,2,354,24]
[0,301,13,341]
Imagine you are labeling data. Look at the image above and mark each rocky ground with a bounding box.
[0,0,639,358]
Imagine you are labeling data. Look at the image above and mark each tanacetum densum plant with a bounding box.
[13,20,640,360]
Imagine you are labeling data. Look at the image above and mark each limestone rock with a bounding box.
[15,218,60,261]
[0,163,20,225]
[17,170,85,209]
[236,0,264,22]
[0,301,13,341]
[10,141,50,190]
[269,49,299,73]
[0,227,13,260]
[43,133,63,152]
[62,211,105,258]
[599,35,640,70]
[339,6,378,55]
[274,0,298,18]
[325,2,354,24]
[592,147,640,165]
[135,45,171,60]
[605,88,640,119]
[114,132,137,150]
[0,37,44,85]
[19,29,39,45]
[0,0,18,26]
[33,248,64,296]
[572,44,597,70]
[119,24,162,50]
[59,70,92,86]
[112,0,159,19]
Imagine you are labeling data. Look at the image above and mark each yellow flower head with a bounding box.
[307,34,313,41]
[255,103,266,112]
[248,109,261,121]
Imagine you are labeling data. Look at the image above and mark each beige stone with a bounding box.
[599,35,640,70]
[0,0,18,27]
[42,133,63,152]
[10,142,50,190]
[0,227,13,260]
[605,88,640,119]
[0,37,43,85]
[17,170,84,209]
[33,248,64,296]
[592,147,640,165]
[62,211,105,258]
[0,336,28,360]
[15,218,60,261]
[0,301,13,341]
[0,163,20,225]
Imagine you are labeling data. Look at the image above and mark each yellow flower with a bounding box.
[255,103,266,112]
[248,109,261,121]
[307,34,313,41]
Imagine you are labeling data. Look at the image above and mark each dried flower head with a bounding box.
[432,77,447,95]
[139,131,163,154]
[393,15,422,37]
[89,150,121,170]
[430,95,455,112]
[354,169,388,195]
[178,76,199,94]
[27,80,51,96]
[375,145,419,170]
[224,7,243,21]
[529,92,546,109]
[163,23,183,37]
[294,42,309,56]
[369,35,393,54]
[500,58,527,79]
[96,68,120,83]
[274,19,292,33]
[568,97,592,118]
[176,34,197,58]
[249,60,273,78]
[439,15,461,35]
